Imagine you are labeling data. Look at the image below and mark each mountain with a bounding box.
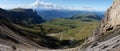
[80,0,120,51]
[36,9,105,20]
[0,8,44,25]
[0,0,119,51]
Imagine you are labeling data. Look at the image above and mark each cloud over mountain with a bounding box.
[29,0,95,11]
[29,0,63,9]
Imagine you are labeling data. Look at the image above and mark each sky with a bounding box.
[0,0,113,11]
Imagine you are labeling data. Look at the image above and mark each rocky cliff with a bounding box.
[0,8,44,26]
[81,0,120,51]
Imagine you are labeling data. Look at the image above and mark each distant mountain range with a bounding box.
[0,7,104,25]
[36,9,105,20]
[28,0,105,20]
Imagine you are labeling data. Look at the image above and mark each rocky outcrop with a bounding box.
[81,0,120,51]
[93,0,120,41]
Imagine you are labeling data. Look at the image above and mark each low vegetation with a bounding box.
[12,14,100,49]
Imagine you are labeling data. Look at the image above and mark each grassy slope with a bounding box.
[12,14,100,48]
[40,18,99,40]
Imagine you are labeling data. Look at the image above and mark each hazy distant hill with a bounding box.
[69,14,102,20]
[36,9,105,20]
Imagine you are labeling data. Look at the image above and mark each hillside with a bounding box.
[70,14,102,20]
[31,14,100,48]
[38,14,100,34]
[0,14,43,50]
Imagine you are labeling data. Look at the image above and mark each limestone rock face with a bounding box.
[83,0,120,51]
[93,0,120,41]
[108,0,120,26]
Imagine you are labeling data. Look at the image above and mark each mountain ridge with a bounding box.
[0,8,44,25]
[36,9,104,20]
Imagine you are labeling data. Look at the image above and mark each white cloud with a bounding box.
[29,0,64,9]
[28,0,96,11]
